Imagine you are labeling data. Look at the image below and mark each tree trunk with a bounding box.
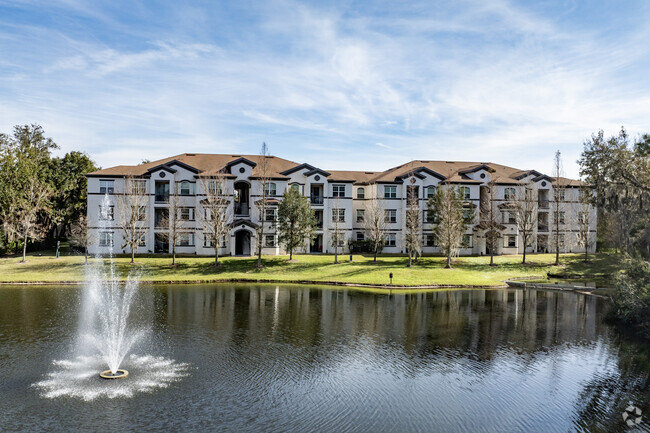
[21,232,27,263]
[289,248,293,261]
[445,254,451,269]
[131,248,135,264]
[490,251,494,266]
[522,247,527,264]
[374,248,377,262]
[407,251,412,267]
[85,245,88,264]
[334,247,338,264]
[214,252,219,266]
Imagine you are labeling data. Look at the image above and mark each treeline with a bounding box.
[0,124,98,260]
[579,127,650,338]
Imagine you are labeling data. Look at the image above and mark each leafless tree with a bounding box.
[428,184,467,269]
[576,189,593,262]
[115,176,149,263]
[68,214,97,264]
[198,171,231,266]
[163,192,188,266]
[404,176,421,267]
[481,178,501,266]
[552,151,566,266]
[254,142,271,268]
[510,181,538,264]
[330,195,344,264]
[364,195,385,262]
[5,177,52,262]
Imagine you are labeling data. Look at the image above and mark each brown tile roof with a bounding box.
[88,153,585,186]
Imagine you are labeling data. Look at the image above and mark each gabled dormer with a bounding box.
[226,157,257,179]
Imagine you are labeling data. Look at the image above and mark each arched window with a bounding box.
[504,187,516,201]
[290,183,302,194]
[426,186,436,198]
[357,187,365,199]
[177,180,194,195]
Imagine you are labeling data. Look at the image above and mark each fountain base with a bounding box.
[100,369,129,380]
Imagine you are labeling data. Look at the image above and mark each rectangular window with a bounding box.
[504,235,517,248]
[204,236,214,247]
[356,209,365,223]
[99,205,114,221]
[557,189,566,201]
[459,186,471,200]
[424,234,435,247]
[424,210,437,224]
[578,212,587,224]
[264,182,277,196]
[332,185,345,197]
[264,208,276,222]
[462,234,472,248]
[207,180,223,196]
[132,180,147,195]
[504,187,516,201]
[385,233,396,247]
[99,180,114,194]
[264,235,276,247]
[502,211,516,224]
[462,208,473,221]
[99,232,114,247]
[356,232,365,241]
[558,211,565,224]
[135,206,146,221]
[384,185,397,199]
[332,208,345,223]
[136,232,147,247]
[178,207,195,221]
[384,209,397,223]
[177,233,195,246]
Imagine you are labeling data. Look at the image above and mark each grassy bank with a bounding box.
[0,252,620,288]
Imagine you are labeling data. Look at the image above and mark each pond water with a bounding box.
[0,284,649,432]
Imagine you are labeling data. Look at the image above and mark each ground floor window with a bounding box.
[99,232,114,247]
[265,234,276,247]
[462,234,472,248]
[385,233,396,247]
[332,233,346,247]
[177,233,195,246]
[136,232,146,247]
[424,233,436,247]
[356,232,365,241]
[504,234,517,248]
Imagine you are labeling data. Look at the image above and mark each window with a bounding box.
[135,206,146,221]
[356,209,365,223]
[462,208,474,221]
[384,185,397,198]
[558,212,565,224]
[504,235,517,248]
[264,208,276,222]
[504,187,516,201]
[424,210,437,224]
[204,236,214,247]
[425,186,436,199]
[384,209,397,223]
[332,208,345,223]
[264,235,276,247]
[332,184,345,197]
[290,183,302,194]
[99,180,114,194]
[356,232,365,241]
[424,234,436,247]
[458,186,471,200]
[385,233,396,247]
[502,211,515,224]
[557,234,565,248]
[99,205,114,221]
[136,232,146,247]
[207,180,223,196]
[557,189,566,201]
[462,234,472,248]
[265,182,277,196]
[177,181,195,196]
[132,180,147,195]
[99,232,114,247]
[356,187,365,199]
[177,233,195,246]
[578,212,587,224]
[178,207,195,221]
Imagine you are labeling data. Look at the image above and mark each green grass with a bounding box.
[0,252,621,288]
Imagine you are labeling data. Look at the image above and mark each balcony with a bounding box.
[311,196,324,205]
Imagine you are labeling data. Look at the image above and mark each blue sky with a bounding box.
[1,0,649,178]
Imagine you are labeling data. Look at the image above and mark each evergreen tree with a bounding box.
[277,187,316,260]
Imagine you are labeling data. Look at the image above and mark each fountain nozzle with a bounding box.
[100,369,129,379]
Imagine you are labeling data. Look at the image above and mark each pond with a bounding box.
[0,284,648,432]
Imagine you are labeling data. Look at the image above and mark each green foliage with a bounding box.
[613,259,650,338]
[276,188,316,259]
[427,185,468,268]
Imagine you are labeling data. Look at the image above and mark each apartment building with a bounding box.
[86,153,597,256]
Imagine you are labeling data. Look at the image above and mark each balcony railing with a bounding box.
[155,194,169,203]
[538,200,549,209]
[537,225,548,232]
[311,196,324,205]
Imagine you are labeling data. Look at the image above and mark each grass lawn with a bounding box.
[0,252,621,288]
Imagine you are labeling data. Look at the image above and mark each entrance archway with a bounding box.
[235,230,251,256]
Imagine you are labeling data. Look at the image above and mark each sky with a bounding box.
[1,0,649,178]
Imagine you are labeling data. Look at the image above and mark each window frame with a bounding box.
[332,184,346,197]
[385,233,397,247]
[384,209,397,223]
[264,182,277,197]
[356,209,365,223]
[384,185,397,199]
[177,232,195,247]
[332,208,345,223]
[99,180,115,194]
[99,205,115,221]
[356,187,365,199]
[99,231,114,247]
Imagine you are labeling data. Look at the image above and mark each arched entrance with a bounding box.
[235,230,251,256]
[234,181,250,216]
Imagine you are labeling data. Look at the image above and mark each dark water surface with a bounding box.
[1,285,649,432]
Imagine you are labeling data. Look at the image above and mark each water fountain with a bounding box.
[34,194,189,400]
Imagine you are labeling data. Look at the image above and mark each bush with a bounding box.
[612,258,650,338]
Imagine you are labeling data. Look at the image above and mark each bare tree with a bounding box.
[254,142,271,268]
[68,214,97,264]
[510,181,537,264]
[428,184,467,269]
[330,195,344,264]
[164,192,188,267]
[404,178,421,267]
[552,151,566,266]
[481,178,501,266]
[576,188,592,262]
[364,195,385,262]
[198,171,231,266]
[115,176,149,263]
[5,177,52,262]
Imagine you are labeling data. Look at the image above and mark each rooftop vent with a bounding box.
[186,153,196,156]
[231,155,241,157]
[365,172,375,174]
